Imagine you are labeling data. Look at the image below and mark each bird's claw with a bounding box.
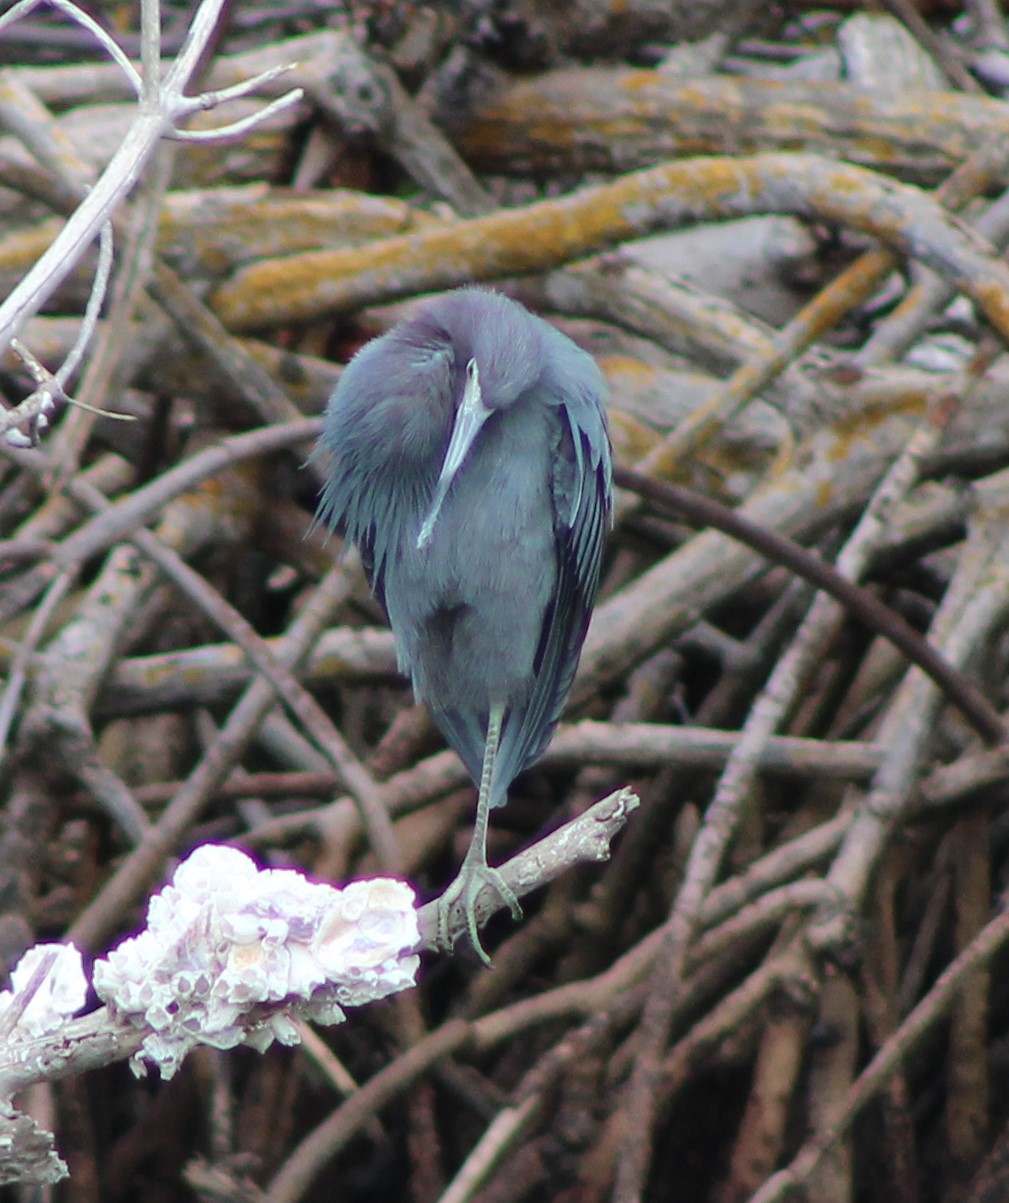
[437,861,522,966]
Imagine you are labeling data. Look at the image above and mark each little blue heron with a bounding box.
[316,287,612,961]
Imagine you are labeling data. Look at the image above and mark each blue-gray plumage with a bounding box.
[316,287,612,960]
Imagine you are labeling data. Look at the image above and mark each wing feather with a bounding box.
[488,346,612,803]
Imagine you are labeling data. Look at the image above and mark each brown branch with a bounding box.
[454,69,1009,178]
[208,153,1009,335]
[748,908,1009,1203]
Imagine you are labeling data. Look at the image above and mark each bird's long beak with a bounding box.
[417,359,491,550]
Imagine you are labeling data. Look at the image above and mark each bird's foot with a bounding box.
[436,859,522,966]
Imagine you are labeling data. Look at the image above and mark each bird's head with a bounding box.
[409,289,547,550]
[430,288,546,412]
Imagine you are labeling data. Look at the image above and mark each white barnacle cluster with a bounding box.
[0,943,88,1039]
[92,845,420,1078]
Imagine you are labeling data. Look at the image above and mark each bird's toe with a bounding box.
[436,860,522,966]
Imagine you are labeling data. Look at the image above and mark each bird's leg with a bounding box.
[437,703,522,964]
